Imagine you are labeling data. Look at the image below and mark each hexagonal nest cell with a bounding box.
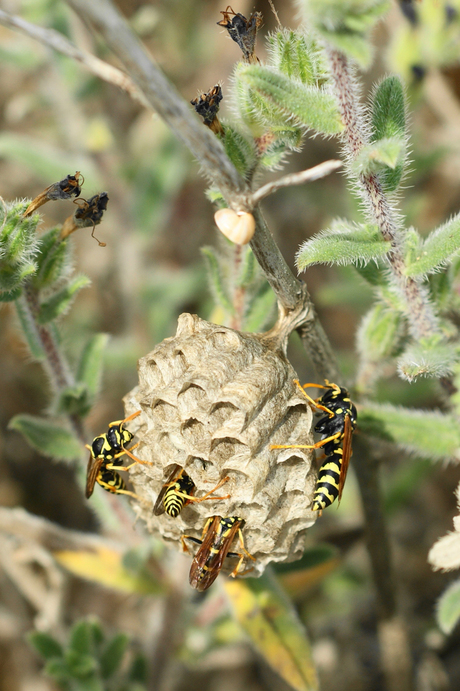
[124,313,317,577]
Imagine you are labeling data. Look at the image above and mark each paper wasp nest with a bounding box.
[124,313,317,576]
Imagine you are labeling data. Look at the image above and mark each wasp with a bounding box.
[153,465,230,518]
[217,6,263,64]
[182,515,255,591]
[23,171,84,217]
[271,380,357,512]
[85,410,149,499]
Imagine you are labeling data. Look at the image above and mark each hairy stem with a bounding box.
[328,49,438,340]
[19,282,86,443]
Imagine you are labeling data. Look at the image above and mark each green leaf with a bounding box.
[357,303,402,361]
[225,570,318,691]
[69,621,93,656]
[296,221,390,270]
[77,333,109,403]
[99,633,129,679]
[28,631,63,660]
[0,286,22,302]
[221,126,256,179]
[9,414,82,461]
[397,336,458,381]
[38,274,91,324]
[267,29,328,86]
[44,658,71,683]
[437,579,460,635]
[243,283,277,332]
[370,76,406,191]
[33,228,71,289]
[358,402,460,461]
[298,0,391,68]
[128,652,148,683]
[57,383,91,417]
[352,136,406,177]
[65,650,97,678]
[201,246,234,315]
[236,64,343,136]
[237,247,257,287]
[405,213,460,277]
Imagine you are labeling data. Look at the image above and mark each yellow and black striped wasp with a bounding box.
[271,380,357,512]
[182,515,255,591]
[85,410,149,499]
[153,465,230,518]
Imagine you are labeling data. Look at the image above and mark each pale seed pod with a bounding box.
[124,313,317,579]
[214,208,255,245]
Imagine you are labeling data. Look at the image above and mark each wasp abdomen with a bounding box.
[312,457,342,511]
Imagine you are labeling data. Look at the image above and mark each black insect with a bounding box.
[271,380,357,512]
[217,6,263,63]
[85,410,149,500]
[61,191,109,246]
[153,465,230,518]
[182,515,255,591]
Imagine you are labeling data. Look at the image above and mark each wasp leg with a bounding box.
[185,476,230,504]
[121,444,153,469]
[271,430,341,451]
[97,479,141,501]
[294,380,334,416]
[108,410,141,427]
[181,535,202,553]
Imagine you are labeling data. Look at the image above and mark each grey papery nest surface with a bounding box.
[124,313,317,577]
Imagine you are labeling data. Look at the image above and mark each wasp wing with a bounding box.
[190,518,242,592]
[85,452,103,498]
[337,414,353,504]
[153,464,182,516]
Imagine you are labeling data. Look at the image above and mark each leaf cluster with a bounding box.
[28,618,147,691]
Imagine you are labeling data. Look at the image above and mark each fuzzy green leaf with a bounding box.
[243,283,277,332]
[28,631,63,660]
[99,633,129,679]
[77,334,109,403]
[237,247,257,287]
[353,260,388,286]
[397,337,458,381]
[370,76,406,191]
[57,384,91,417]
[38,274,91,324]
[0,286,22,302]
[65,650,97,679]
[268,29,327,86]
[236,64,342,135]
[358,403,460,461]
[43,658,71,683]
[405,213,460,277]
[33,228,71,289]
[352,137,405,176]
[9,414,82,461]
[296,221,390,270]
[298,0,391,68]
[357,303,402,361]
[0,201,39,293]
[201,246,234,315]
[221,126,256,178]
[437,579,460,635]
[69,621,93,657]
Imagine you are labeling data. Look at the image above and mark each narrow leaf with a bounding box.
[237,64,342,135]
[225,571,318,691]
[33,228,70,289]
[268,30,327,86]
[221,126,256,178]
[352,137,406,177]
[405,213,460,277]
[9,414,82,461]
[14,297,45,359]
[436,579,460,635]
[358,402,460,461]
[38,274,91,324]
[54,546,163,595]
[69,621,93,656]
[296,222,390,270]
[201,246,234,314]
[28,631,63,660]
[370,75,406,191]
[99,633,129,679]
[357,303,402,361]
[237,247,257,288]
[77,333,109,402]
[57,384,91,417]
[243,283,277,332]
[397,337,458,381]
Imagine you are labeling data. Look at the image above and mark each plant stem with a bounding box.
[328,49,439,340]
[19,282,86,443]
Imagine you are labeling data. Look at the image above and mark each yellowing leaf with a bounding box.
[54,546,162,595]
[225,571,318,691]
